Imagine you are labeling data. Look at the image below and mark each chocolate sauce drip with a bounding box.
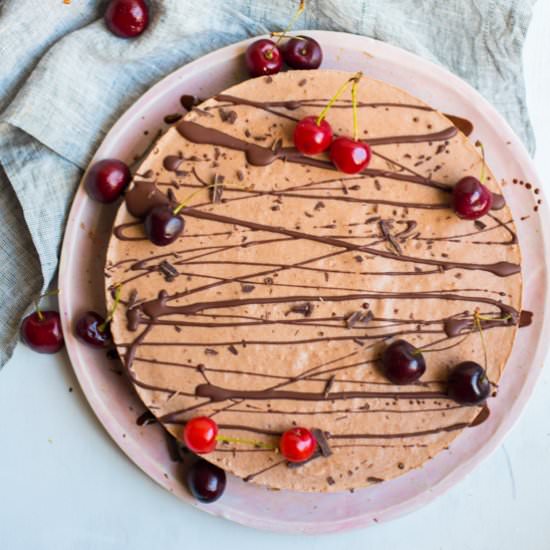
[125,180,171,218]
[163,155,183,172]
[445,114,474,136]
[519,310,533,328]
[470,406,490,427]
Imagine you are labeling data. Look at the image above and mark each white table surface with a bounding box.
[2,3,550,548]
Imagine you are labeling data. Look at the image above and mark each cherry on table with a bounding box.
[279,427,316,463]
[75,312,111,348]
[20,311,64,354]
[381,339,426,384]
[283,36,323,70]
[183,417,218,454]
[330,137,371,174]
[245,39,282,77]
[452,176,493,220]
[144,205,185,246]
[294,116,333,155]
[85,159,131,203]
[447,361,490,405]
[104,0,149,39]
[187,459,226,503]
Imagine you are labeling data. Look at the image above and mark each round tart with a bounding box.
[105,70,522,493]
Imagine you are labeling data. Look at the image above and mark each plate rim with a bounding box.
[58,30,550,534]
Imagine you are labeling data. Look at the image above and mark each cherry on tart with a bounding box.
[245,39,283,77]
[283,36,323,69]
[104,0,149,38]
[75,312,112,348]
[21,311,64,354]
[279,427,316,463]
[381,339,426,384]
[447,361,491,405]
[294,116,333,155]
[183,417,218,454]
[85,159,131,203]
[330,137,371,174]
[452,176,493,220]
[187,459,226,503]
[144,205,184,246]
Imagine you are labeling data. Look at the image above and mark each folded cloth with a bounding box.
[0,0,537,368]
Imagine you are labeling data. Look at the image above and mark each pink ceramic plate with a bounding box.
[59,32,550,534]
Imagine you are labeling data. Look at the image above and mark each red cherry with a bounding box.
[104,0,149,39]
[279,427,316,463]
[144,205,185,246]
[20,311,64,354]
[294,116,333,155]
[452,176,493,220]
[75,311,111,348]
[283,36,323,70]
[245,39,282,77]
[85,159,131,203]
[183,417,218,454]
[330,137,372,174]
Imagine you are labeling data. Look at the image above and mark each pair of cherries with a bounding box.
[183,417,317,463]
[381,339,490,405]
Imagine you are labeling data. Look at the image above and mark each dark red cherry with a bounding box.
[104,0,149,38]
[382,339,426,384]
[330,137,371,174]
[452,176,493,220]
[85,159,131,203]
[75,311,111,348]
[279,427,316,463]
[447,361,490,405]
[20,311,64,354]
[245,39,282,77]
[294,116,333,155]
[186,459,226,503]
[144,205,184,246]
[283,36,323,70]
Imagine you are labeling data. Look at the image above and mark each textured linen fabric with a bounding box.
[0,0,537,368]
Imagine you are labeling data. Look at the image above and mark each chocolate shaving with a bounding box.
[353,338,365,346]
[180,94,201,110]
[323,375,335,398]
[326,476,336,486]
[227,345,239,355]
[236,169,245,181]
[312,428,333,457]
[367,476,384,483]
[379,219,402,255]
[474,220,487,230]
[219,108,238,124]
[288,302,313,317]
[354,255,364,263]
[159,260,178,282]
[210,173,223,203]
[346,309,373,328]
[313,201,325,211]
[241,284,255,293]
[164,113,183,124]
[204,348,218,356]
[298,78,307,87]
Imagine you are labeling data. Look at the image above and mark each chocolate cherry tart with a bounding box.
[106,69,522,492]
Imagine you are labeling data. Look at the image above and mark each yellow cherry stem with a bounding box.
[316,71,363,128]
[475,140,486,184]
[99,284,121,333]
[473,309,489,372]
[215,434,278,451]
[34,289,60,321]
[276,0,306,45]
[173,183,218,215]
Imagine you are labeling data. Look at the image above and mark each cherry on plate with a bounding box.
[381,339,426,384]
[187,459,226,503]
[279,427,316,463]
[75,312,111,348]
[330,137,371,174]
[20,311,64,354]
[183,417,218,454]
[144,205,185,246]
[85,159,131,203]
[283,36,323,70]
[294,116,333,155]
[104,0,149,38]
[452,176,493,220]
[245,39,282,77]
[447,361,490,405]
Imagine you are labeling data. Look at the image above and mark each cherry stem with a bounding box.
[173,183,218,215]
[475,140,486,184]
[215,434,278,451]
[316,71,363,127]
[351,72,362,141]
[473,309,488,373]
[276,0,306,45]
[34,289,60,321]
[99,284,121,333]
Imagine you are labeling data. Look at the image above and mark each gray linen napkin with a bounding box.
[0,0,537,368]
